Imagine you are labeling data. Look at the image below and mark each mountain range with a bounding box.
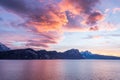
[0,43,120,59]
[81,51,120,59]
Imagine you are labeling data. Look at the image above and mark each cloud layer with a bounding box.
[0,0,118,49]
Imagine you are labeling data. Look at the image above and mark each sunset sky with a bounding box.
[0,0,120,56]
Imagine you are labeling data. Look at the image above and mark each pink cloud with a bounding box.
[59,0,100,15]
[113,8,120,14]
[0,0,119,49]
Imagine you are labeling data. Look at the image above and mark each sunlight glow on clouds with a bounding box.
[0,0,120,56]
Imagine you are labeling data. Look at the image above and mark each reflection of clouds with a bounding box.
[0,60,120,80]
[0,60,31,80]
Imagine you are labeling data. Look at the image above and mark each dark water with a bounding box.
[0,60,120,80]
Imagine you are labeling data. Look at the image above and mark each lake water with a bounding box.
[0,60,120,80]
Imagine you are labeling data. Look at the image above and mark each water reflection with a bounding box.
[0,60,120,80]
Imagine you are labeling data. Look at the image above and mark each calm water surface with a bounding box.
[0,60,120,80]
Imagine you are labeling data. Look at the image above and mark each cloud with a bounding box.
[86,12,104,25]
[85,35,103,39]
[59,0,100,15]
[110,34,120,37]
[113,8,120,14]
[0,0,68,32]
[96,22,119,31]
[0,0,67,49]
[25,31,61,49]
[0,25,61,49]
[63,11,104,32]
[0,0,27,13]
[89,26,99,31]
[59,0,105,31]
[0,0,118,49]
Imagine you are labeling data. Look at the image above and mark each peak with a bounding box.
[64,49,80,54]
[81,50,93,56]
[0,42,10,52]
[83,50,92,53]
[67,49,79,51]
[0,42,4,45]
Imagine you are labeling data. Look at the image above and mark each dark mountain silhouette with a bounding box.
[81,50,120,59]
[0,47,84,59]
[37,49,83,59]
[0,43,120,59]
[0,42,10,51]
[0,48,38,59]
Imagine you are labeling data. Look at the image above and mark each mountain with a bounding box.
[81,51,120,59]
[37,49,84,59]
[0,48,84,59]
[0,43,119,60]
[0,48,38,59]
[0,42,10,51]
[63,49,83,59]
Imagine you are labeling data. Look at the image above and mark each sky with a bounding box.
[0,0,120,56]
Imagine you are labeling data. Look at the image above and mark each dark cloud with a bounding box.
[89,26,99,31]
[87,12,104,25]
[0,0,28,14]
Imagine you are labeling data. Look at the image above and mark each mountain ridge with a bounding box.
[0,43,120,59]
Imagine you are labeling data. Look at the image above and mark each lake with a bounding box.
[0,60,120,80]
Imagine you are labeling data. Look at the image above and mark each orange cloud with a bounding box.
[59,0,81,15]
[59,0,100,15]
[28,10,68,32]
[59,0,105,32]
[0,0,118,49]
